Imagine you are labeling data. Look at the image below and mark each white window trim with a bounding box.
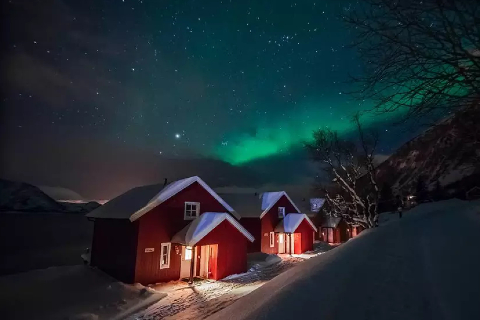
[160,242,171,269]
[269,232,275,248]
[184,202,200,220]
[278,207,285,218]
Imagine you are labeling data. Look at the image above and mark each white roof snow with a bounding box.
[259,192,301,219]
[171,212,254,246]
[87,176,239,221]
[274,213,317,233]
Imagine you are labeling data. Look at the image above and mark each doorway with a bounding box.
[180,246,196,279]
[199,244,218,280]
[284,233,295,254]
[278,233,285,253]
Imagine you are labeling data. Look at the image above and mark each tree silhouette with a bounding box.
[344,0,480,121]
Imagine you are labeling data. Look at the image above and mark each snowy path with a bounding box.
[128,244,334,320]
[208,199,480,320]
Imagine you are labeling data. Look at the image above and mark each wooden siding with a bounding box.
[134,181,233,284]
[91,219,138,283]
[196,220,248,280]
[239,217,261,253]
[295,219,314,253]
[260,195,299,254]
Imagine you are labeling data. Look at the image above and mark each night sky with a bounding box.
[1,0,418,199]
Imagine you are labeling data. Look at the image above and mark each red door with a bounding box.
[294,233,301,254]
[208,244,218,280]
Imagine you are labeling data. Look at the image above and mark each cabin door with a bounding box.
[180,246,194,279]
[285,234,295,254]
[199,245,209,279]
[208,244,218,279]
[294,233,301,254]
[278,233,285,253]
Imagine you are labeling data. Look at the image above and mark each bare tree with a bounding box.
[306,114,380,229]
[344,0,480,119]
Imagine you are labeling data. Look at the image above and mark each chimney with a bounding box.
[163,178,168,186]
[254,192,258,196]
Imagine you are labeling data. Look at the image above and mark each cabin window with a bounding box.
[278,207,285,218]
[269,232,275,247]
[184,202,200,220]
[184,246,192,260]
[160,243,171,269]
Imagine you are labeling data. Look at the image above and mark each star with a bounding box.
[175,133,181,139]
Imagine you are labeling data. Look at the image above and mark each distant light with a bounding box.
[175,133,181,139]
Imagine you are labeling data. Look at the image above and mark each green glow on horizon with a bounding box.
[214,102,393,165]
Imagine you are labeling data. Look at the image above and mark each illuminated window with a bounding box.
[184,246,192,260]
[184,202,200,220]
[279,233,284,243]
[278,207,285,218]
[269,232,275,247]
[160,243,171,269]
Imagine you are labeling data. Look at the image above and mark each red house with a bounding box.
[220,192,316,254]
[86,176,254,285]
[319,216,361,243]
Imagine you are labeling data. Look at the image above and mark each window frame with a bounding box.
[160,243,171,269]
[278,206,286,218]
[184,202,200,220]
[269,232,275,248]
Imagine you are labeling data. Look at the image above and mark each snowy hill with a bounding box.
[375,107,480,196]
[0,179,100,213]
[38,185,84,201]
[0,179,65,212]
[207,199,480,320]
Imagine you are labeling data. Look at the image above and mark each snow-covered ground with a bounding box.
[0,265,166,320]
[127,242,335,320]
[207,199,480,320]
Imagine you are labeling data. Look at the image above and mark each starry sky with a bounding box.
[0,0,418,199]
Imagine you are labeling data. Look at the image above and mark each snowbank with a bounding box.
[207,199,480,320]
[0,265,166,320]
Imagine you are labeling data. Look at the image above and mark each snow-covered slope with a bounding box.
[0,179,101,213]
[38,185,84,201]
[207,199,480,320]
[0,179,65,212]
[375,107,480,196]
[0,265,166,320]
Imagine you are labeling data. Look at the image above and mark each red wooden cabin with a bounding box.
[86,176,254,285]
[319,216,361,243]
[220,192,316,254]
[274,213,317,254]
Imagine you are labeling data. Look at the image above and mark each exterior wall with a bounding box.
[295,219,314,253]
[338,220,350,242]
[196,220,249,280]
[239,217,261,253]
[260,195,299,254]
[134,181,232,284]
[91,219,138,283]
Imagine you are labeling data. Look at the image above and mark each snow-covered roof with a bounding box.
[218,191,300,219]
[259,192,300,219]
[291,196,325,215]
[321,216,342,228]
[274,213,317,233]
[87,176,238,221]
[171,212,254,246]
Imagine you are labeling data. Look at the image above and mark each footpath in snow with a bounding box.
[207,199,480,320]
[127,242,335,320]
